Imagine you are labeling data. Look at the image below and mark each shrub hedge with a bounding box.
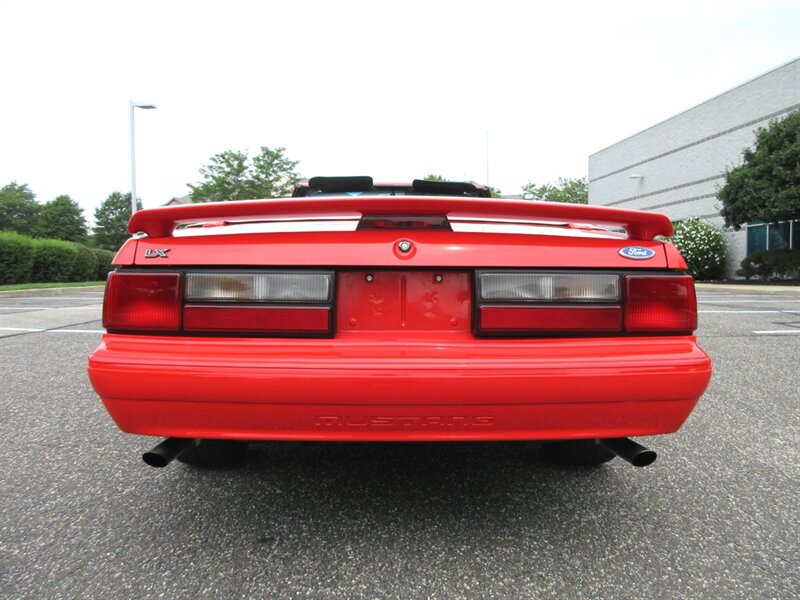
[0,232,117,285]
[92,248,115,280]
[670,218,727,280]
[737,249,800,281]
[70,242,99,282]
[0,231,36,284]
[31,239,79,282]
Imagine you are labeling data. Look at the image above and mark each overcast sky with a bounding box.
[1,0,798,219]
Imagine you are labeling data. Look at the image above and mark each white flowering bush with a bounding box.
[669,218,727,280]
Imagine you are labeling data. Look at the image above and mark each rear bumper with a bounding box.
[88,333,712,441]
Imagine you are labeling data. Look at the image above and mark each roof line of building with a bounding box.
[589,103,800,183]
[589,56,800,157]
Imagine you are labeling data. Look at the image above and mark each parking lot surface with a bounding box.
[1,287,798,599]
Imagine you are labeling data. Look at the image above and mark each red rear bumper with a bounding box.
[88,333,711,441]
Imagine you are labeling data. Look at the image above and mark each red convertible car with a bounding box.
[87,177,712,468]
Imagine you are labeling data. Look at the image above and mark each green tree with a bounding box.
[522,177,588,204]
[188,146,300,202]
[719,111,800,229]
[0,181,40,235]
[93,192,140,251]
[35,195,88,241]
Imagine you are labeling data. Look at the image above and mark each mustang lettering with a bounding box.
[314,416,496,428]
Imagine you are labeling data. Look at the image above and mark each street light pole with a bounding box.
[129,101,157,215]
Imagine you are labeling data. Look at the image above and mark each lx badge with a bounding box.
[144,248,170,258]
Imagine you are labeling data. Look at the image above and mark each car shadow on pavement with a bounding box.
[149,441,638,554]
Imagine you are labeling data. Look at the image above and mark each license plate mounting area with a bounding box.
[337,271,471,332]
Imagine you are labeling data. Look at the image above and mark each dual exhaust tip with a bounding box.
[599,437,657,467]
[142,436,657,468]
[142,437,194,468]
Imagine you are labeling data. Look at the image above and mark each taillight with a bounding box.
[479,272,620,303]
[624,275,697,333]
[103,270,334,336]
[185,272,332,303]
[183,271,334,336]
[475,271,697,336]
[479,306,622,332]
[476,271,621,335]
[103,272,182,332]
[183,306,331,334]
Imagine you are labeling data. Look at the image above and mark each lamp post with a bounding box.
[130,101,157,215]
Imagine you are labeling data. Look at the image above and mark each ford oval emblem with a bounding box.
[619,246,656,260]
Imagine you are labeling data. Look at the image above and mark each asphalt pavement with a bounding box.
[0,286,798,599]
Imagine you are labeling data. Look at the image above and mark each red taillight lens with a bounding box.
[103,272,182,332]
[624,275,697,333]
[183,306,331,335]
[479,306,622,333]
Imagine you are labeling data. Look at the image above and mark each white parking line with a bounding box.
[0,327,104,333]
[0,305,103,310]
[753,330,800,336]
[697,300,800,304]
[699,310,787,313]
[0,296,104,301]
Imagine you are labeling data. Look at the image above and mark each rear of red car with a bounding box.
[88,188,711,467]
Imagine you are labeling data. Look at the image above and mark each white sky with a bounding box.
[1,0,798,221]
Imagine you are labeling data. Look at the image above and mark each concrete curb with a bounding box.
[0,286,105,299]
[695,283,800,295]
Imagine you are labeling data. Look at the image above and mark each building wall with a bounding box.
[588,58,800,277]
